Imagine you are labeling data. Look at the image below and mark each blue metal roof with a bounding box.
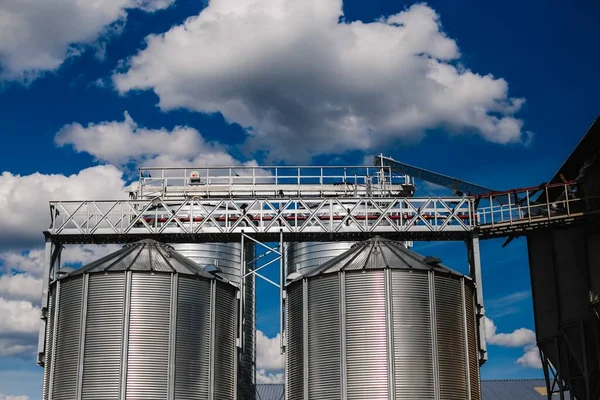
[256,384,284,400]
[257,380,567,400]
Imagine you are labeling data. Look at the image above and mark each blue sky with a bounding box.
[0,0,599,398]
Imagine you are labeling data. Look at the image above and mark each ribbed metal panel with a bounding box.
[174,277,211,400]
[345,271,388,399]
[171,242,256,400]
[390,270,435,399]
[170,242,243,283]
[286,282,304,400]
[307,275,340,399]
[81,274,125,399]
[465,284,481,400]
[126,273,171,399]
[42,287,55,400]
[214,283,237,400]
[53,278,83,400]
[286,242,355,275]
[436,276,469,400]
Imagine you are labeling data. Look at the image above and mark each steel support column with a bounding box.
[467,232,487,364]
[37,240,63,366]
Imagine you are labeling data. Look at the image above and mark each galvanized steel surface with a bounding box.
[52,278,82,400]
[435,276,469,400]
[81,273,125,398]
[42,240,239,400]
[171,242,256,400]
[71,239,215,278]
[302,236,463,277]
[174,278,211,400]
[126,273,171,399]
[307,275,340,399]
[345,271,389,399]
[214,284,238,400]
[285,283,304,400]
[390,271,435,399]
[285,237,480,400]
[285,242,355,276]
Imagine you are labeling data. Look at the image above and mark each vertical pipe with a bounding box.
[461,279,472,400]
[76,274,89,399]
[340,272,347,400]
[239,234,245,350]
[209,280,216,400]
[167,274,178,400]
[429,272,440,400]
[38,241,54,365]
[119,271,132,400]
[467,234,487,363]
[303,279,309,400]
[48,280,61,399]
[280,230,285,353]
[385,269,396,400]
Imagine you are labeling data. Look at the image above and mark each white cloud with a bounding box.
[0,0,174,81]
[0,298,39,336]
[485,316,541,369]
[0,274,42,303]
[0,166,127,247]
[55,112,250,168]
[516,344,542,369]
[485,316,536,347]
[256,331,283,371]
[256,368,284,384]
[114,0,527,162]
[0,394,30,400]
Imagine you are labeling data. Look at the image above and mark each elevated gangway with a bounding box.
[45,175,593,244]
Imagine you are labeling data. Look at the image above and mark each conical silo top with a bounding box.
[302,236,463,278]
[67,239,216,278]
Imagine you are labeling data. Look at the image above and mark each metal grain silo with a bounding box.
[285,236,480,400]
[527,228,600,399]
[42,239,238,400]
[170,242,256,400]
[286,242,356,276]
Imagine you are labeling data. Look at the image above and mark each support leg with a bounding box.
[37,239,62,366]
[467,232,487,364]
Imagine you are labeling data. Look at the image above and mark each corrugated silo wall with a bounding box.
[285,270,480,400]
[170,242,256,400]
[527,227,600,400]
[42,272,237,400]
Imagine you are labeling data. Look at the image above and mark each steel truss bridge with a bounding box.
[38,164,597,397]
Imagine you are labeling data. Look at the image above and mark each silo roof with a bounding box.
[67,239,216,278]
[302,236,464,278]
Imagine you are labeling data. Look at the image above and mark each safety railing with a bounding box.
[136,165,413,199]
[475,182,585,228]
[47,196,475,238]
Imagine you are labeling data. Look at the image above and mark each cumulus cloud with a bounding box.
[0,166,127,247]
[0,299,39,336]
[255,330,283,383]
[256,331,283,371]
[485,316,541,369]
[517,344,542,369]
[256,368,284,384]
[55,112,254,169]
[0,0,174,81]
[485,316,536,347]
[0,274,42,303]
[114,0,528,162]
